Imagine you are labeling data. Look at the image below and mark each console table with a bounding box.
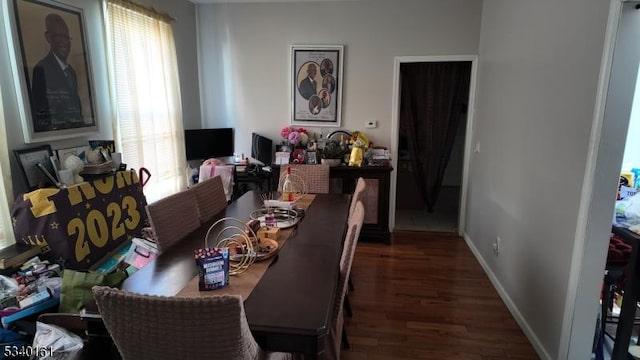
[272,165,392,243]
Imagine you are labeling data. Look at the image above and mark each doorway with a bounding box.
[389,56,478,235]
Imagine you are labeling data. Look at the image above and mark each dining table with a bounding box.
[121,190,351,359]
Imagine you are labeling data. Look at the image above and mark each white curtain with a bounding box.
[106,0,186,203]
[0,81,16,249]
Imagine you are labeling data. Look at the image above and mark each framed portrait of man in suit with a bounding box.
[3,0,98,143]
[291,45,343,127]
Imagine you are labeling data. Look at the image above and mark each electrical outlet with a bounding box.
[365,120,377,129]
[493,237,501,256]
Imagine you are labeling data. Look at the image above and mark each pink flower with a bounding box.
[288,131,300,145]
[280,126,293,139]
[281,126,309,145]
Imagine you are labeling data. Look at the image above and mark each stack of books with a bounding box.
[0,244,41,270]
[80,160,114,175]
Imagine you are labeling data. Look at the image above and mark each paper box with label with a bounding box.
[194,247,229,291]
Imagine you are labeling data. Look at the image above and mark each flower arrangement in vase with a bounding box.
[280,126,309,148]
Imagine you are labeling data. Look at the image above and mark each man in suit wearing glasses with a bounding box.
[31,13,83,132]
[298,63,319,100]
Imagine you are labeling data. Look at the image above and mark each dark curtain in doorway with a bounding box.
[400,62,471,212]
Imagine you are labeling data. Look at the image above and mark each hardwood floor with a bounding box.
[341,231,539,360]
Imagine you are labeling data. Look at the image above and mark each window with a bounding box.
[106,0,186,203]
[0,81,16,250]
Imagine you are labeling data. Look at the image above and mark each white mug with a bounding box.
[112,152,122,170]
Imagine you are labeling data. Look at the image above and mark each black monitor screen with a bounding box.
[184,128,234,161]
[251,133,273,166]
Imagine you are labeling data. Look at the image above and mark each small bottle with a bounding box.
[265,208,276,228]
[282,166,295,201]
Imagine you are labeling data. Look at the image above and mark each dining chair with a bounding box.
[145,190,200,254]
[189,175,228,224]
[92,287,292,360]
[278,164,330,194]
[349,177,367,216]
[323,201,365,360]
[214,165,235,202]
[346,177,366,298]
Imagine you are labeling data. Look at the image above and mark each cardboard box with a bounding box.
[257,227,280,240]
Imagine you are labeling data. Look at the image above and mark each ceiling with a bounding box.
[188,0,362,3]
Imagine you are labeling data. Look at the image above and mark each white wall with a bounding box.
[470,1,610,359]
[621,7,640,173]
[0,0,199,196]
[196,0,482,155]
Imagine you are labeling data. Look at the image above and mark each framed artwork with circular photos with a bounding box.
[291,45,343,127]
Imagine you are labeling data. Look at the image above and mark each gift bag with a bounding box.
[59,269,127,313]
[199,164,234,201]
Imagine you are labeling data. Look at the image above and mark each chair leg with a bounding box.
[342,327,350,350]
[348,277,354,292]
[344,295,353,318]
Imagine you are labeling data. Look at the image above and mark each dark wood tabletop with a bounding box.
[121,191,351,358]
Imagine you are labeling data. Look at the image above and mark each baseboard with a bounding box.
[462,232,553,360]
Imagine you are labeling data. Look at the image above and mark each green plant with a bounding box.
[320,141,345,159]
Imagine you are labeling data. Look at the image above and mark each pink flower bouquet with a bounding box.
[281,126,309,146]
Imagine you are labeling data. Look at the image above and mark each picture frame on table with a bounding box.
[306,151,317,165]
[291,45,343,127]
[275,144,292,153]
[2,0,98,143]
[56,145,89,165]
[88,140,115,154]
[14,145,56,190]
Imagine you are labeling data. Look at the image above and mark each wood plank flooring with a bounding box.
[340,231,539,360]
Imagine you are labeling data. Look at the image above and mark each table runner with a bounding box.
[176,194,315,299]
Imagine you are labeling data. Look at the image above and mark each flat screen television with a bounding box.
[251,133,273,166]
[184,128,234,161]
